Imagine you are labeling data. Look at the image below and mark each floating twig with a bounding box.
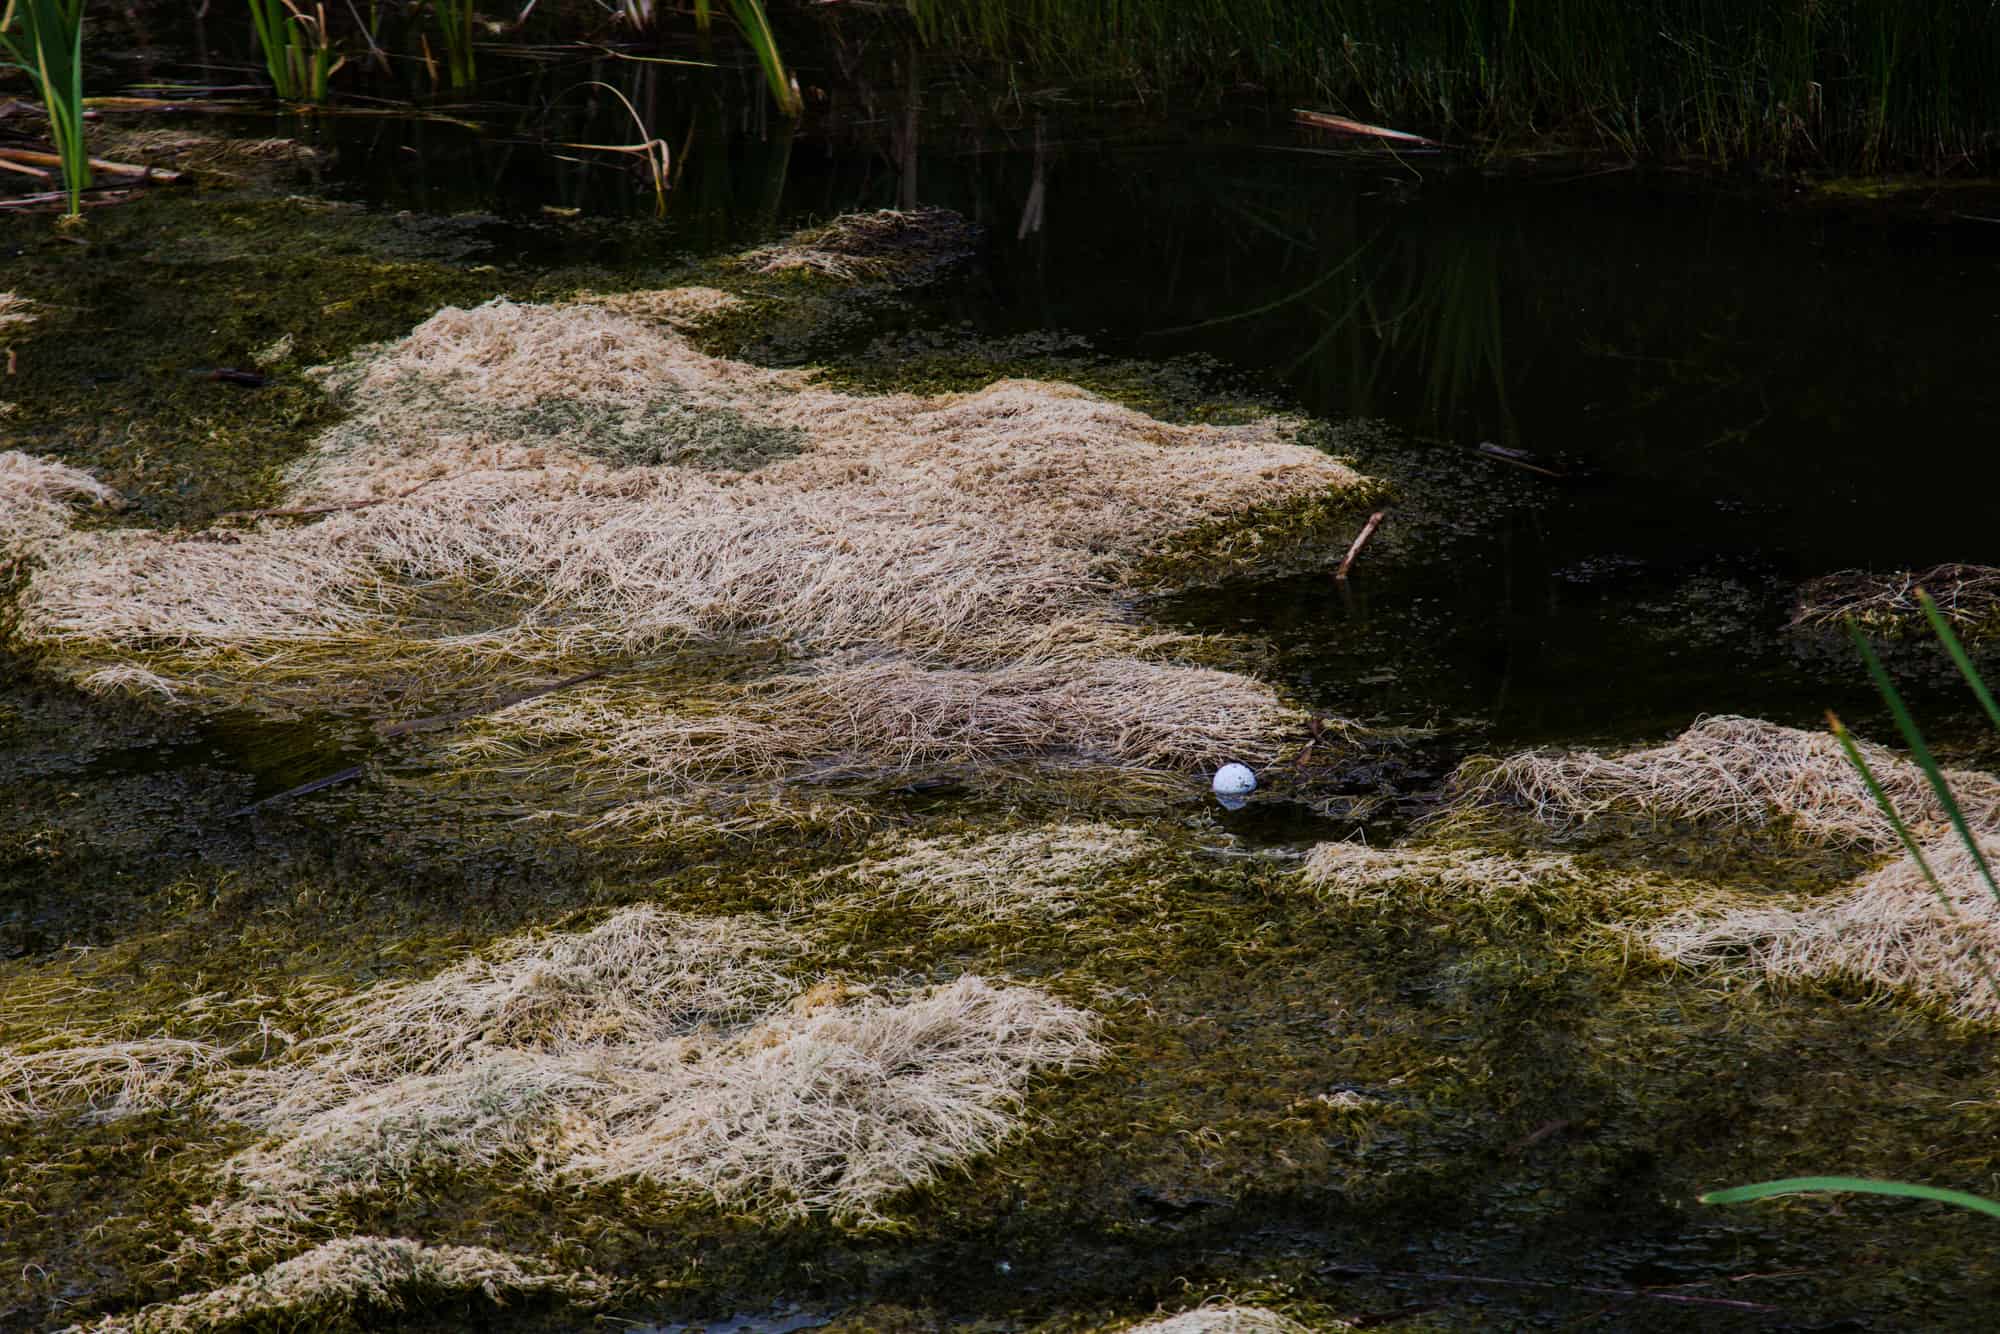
[1475,441,1565,478]
[0,146,182,182]
[230,764,366,817]
[1295,107,1444,148]
[1335,510,1387,581]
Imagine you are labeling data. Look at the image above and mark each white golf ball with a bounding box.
[1212,762,1257,809]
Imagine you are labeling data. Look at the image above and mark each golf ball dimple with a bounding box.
[1212,762,1257,810]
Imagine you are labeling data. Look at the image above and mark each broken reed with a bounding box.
[895,0,2000,170]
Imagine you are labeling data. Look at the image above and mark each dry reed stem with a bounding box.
[0,1039,228,1123]
[1795,564,2000,635]
[1446,714,2000,850]
[0,450,120,551]
[847,823,1157,919]
[1650,831,2000,1022]
[1131,1307,1314,1333]
[1302,841,1584,901]
[63,1236,609,1334]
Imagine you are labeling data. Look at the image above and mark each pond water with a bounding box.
[9,32,2000,1334]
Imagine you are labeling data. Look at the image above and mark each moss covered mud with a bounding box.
[5,139,2000,1334]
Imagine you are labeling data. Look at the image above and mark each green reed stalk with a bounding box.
[0,0,89,220]
[721,0,798,117]
[436,0,474,90]
[249,0,336,102]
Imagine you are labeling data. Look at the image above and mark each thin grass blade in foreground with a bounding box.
[1824,708,2000,1006]
[1704,1176,2000,1221]
[1919,588,2000,735]
[1847,618,2000,906]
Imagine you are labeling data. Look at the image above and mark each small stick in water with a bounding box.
[1335,510,1387,582]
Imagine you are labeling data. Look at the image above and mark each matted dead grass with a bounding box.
[64,1236,609,1334]
[77,907,1106,1242]
[739,207,975,281]
[1444,715,2000,851]
[16,254,1367,826]
[0,450,120,552]
[0,1038,227,1123]
[1129,1306,1314,1333]
[1795,563,2000,636]
[0,291,33,331]
[841,823,1158,920]
[1650,831,2000,1022]
[451,657,1298,832]
[1302,841,1586,901]
[585,283,745,330]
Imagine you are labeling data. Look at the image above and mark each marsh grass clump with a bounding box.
[214,907,800,1125]
[16,247,1372,829]
[1444,715,2000,851]
[1302,841,1586,902]
[1796,565,2000,639]
[840,822,1159,920]
[90,907,1107,1241]
[0,291,33,333]
[574,975,1100,1216]
[1651,830,2000,1023]
[454,657,1301,834]
[68,1235,611,1334]
[739,207,977,283]
[0,1038,227,1124]
[1128,1306,1309,1333]
[0,450,120,552]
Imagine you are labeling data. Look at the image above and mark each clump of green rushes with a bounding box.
[0,0,89,220]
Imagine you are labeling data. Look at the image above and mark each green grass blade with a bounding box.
[726,0,799,117]
[1847,618,2000,906]
[1703,1176,2000,1221]
[1917,589,2000,736]
[1826,710,2000,1005]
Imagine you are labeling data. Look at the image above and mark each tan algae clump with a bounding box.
[1129,1306,1314,1333]
[0,907,1109,1239]
[1302,841,1587,901]
[1444,714,2000,851]
[0,450,120,552]
[16,222,1373,827]
[63,1236,609,1334]
[840,822,1158,920]
[1652,830,2000,1022]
